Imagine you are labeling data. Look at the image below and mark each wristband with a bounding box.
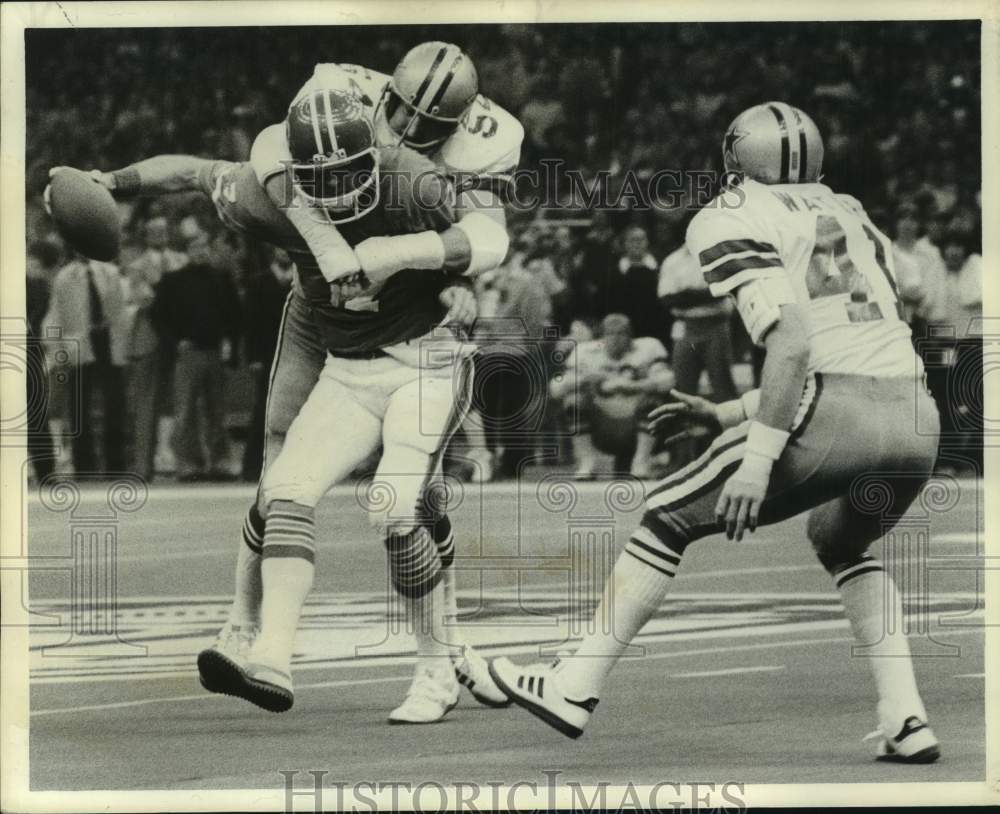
[738,449,775,480]
[716,399,746,428]
[111,168,141,196]
[745,420,790,462]
[453,212,509,274]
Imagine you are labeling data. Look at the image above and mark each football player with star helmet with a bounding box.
[492,104,942,765]
[376,41,480,152]
[722,101,825,185]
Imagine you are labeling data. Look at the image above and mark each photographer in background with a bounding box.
[551,313,673,479]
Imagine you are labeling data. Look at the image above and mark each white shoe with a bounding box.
[197,621,257,697]
[389,662,460,724]
[241,647,294,713]
[453,645,512,708]
[863,715,940,763]
[488,656,598,739]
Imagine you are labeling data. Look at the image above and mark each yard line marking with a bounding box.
[954,672,984,678]
[935,532,980,545]
[31,674,412,718]
[29,626,983,717]
[670,665,785,679]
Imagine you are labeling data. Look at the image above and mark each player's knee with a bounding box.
[261,463,323,509]
[384,526,442,598]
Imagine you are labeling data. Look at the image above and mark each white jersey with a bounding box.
[572,337,668,382]
[686,179,922,379]
[293,62,523,200]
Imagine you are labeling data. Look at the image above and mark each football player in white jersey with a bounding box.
[491,103,943,764]
[206,45,522,722]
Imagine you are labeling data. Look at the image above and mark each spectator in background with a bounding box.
[891,202,944,330]
[123,215,188,481]
[44,252,129,476]
[932,233,983,474]
[241,247,294,481]
[605,226,670,350]
[657,242,737,467]
[551,313,673,479]
[152,218,241,481]
[471,247,554,480]
[25,239,61,481]
[570,211,615,324]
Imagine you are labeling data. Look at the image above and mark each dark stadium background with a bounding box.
[23,22,982,474]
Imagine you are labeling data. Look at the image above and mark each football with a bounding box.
[46,168,121,261]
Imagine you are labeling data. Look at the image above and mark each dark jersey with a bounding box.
[199,145,456,354]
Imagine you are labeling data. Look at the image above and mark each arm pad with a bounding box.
[453,212,509,276]
[284,196,360,282]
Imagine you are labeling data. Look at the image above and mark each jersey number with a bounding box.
[805,215,899,323]
[465,114,498,138]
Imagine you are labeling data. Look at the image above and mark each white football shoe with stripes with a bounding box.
[863,715,940,764]
[488,656,598,739]
[389,662,460,724]
[197,621,257,698]
[453,645,512,707]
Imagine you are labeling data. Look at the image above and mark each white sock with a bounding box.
[835,556,928,731]
[439,565,465,656]
[253,501,316,670]
[409,579,453,670]
[229,507,263,628]
[558,534,680,699]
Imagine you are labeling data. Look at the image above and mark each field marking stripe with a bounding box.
[30,627,983,717]
[30,674,412,717]
[28,478,983,503]
[954,672,984,678]
[670,665,785,679]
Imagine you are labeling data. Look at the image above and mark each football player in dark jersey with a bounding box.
[57,77,508,722]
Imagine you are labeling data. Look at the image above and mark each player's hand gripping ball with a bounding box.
[44,168,120,261]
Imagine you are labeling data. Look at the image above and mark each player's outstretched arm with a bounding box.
[51,155,222,198]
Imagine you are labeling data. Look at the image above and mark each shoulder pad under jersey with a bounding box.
[438,95,523,200]
[250,123,292,185]
[293,62,389,109]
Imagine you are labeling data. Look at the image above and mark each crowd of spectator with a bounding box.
[23,22,983,482]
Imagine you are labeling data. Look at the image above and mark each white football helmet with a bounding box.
[722,102,824,184]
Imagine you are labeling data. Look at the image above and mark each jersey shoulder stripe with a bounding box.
[703,252,782,286]
[698,238,779,267]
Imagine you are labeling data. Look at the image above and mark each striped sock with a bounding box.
[386,527,450,663]
[559,524,682,700]
[254,500,316,668]
[228,504,263,627]
[835,555,928,730]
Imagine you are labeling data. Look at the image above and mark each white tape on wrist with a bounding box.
[745,421,791,461]
[391,230,446,270]
[739,450,774,480]
[453,212,509,275]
